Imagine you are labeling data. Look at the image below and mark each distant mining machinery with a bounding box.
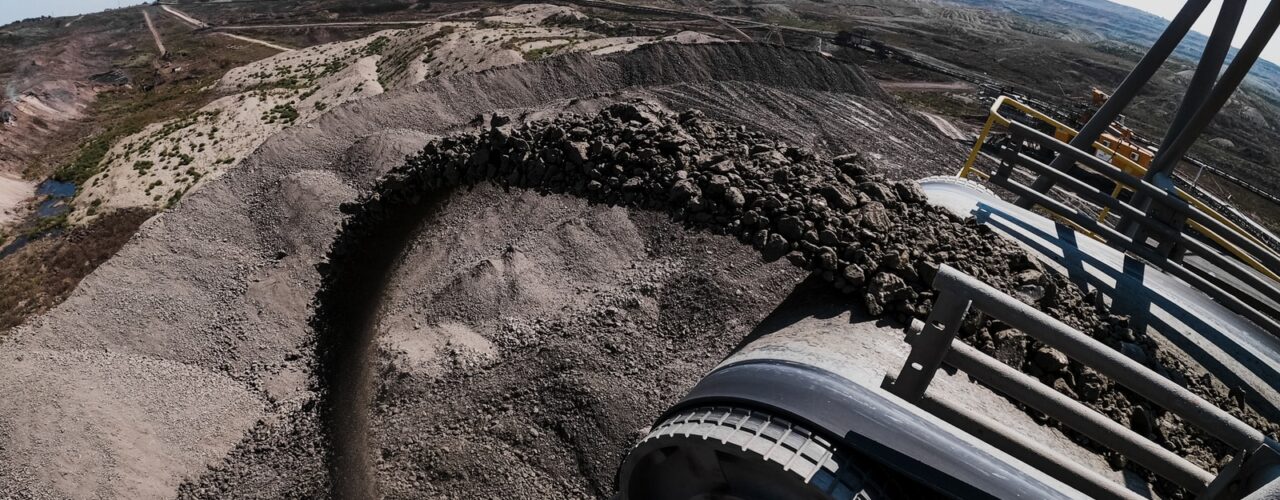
[616,1,1280,498]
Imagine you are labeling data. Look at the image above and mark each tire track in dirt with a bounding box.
[919,111,967,141]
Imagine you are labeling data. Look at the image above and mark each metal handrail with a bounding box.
[1005,121,1280,285]
[958,96,1279,282]
[983,130,1280,337]
[883,265,1269,499]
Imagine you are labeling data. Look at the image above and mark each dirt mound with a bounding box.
[1,42,957,498]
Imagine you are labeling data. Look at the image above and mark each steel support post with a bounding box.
[881,292,969,401]
[1132,0,1280,256]
[1131,0,1246,249]
[1154,0,1246,163]
[1150,0,1280,177]
[1014,0,1211,209]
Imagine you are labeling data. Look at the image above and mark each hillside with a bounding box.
[0,2,1279,498]
[954,0,1280,100]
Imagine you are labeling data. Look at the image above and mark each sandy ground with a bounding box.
[363,185,812,497]
[1,43,963,498]
[0,349,260,498]
[72,4,724,223]
[0,79,98,176]
[0,172,34,226]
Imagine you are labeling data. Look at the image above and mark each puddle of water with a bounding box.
[35,179,76,198]
[33,179,74,218]
[36,199,67,218]
[0,179,76,258]
[0,235,29,259]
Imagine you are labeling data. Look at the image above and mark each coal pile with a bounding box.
[315,102,1277,498]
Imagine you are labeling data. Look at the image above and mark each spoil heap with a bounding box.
[1,42,968,499]
[318,102,1277,498]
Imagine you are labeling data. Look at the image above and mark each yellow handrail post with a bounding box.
[1097,184,1126,222]
[959,114,997,180]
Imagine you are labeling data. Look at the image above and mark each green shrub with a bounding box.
[54,137,112,184]
[24,213,68,238]
[363,36,391,56]
[262,103,299,124]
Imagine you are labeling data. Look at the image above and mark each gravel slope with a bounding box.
[0,43,958,498]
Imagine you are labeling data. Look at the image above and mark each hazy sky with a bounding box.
[1108,0,1280,64]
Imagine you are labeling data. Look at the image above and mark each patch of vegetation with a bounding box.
[23,213,68,238]
[262,103,300,125]
[523,43,566,62]
[132,160,154,175]
[431,25,457,42]
[53,137,112,185]
[166,187,189,209]
[363,35,391,56]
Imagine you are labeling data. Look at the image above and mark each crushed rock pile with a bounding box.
[317,102,1277,498]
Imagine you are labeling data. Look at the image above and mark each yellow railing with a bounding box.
[959,95,1280,283]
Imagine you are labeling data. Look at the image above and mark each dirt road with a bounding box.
[143,10,167,57]
[159,4,292,54]
[160,5,207,28]
[219,32,290,52]
[215,21,432,29]
[879,80,976,92]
